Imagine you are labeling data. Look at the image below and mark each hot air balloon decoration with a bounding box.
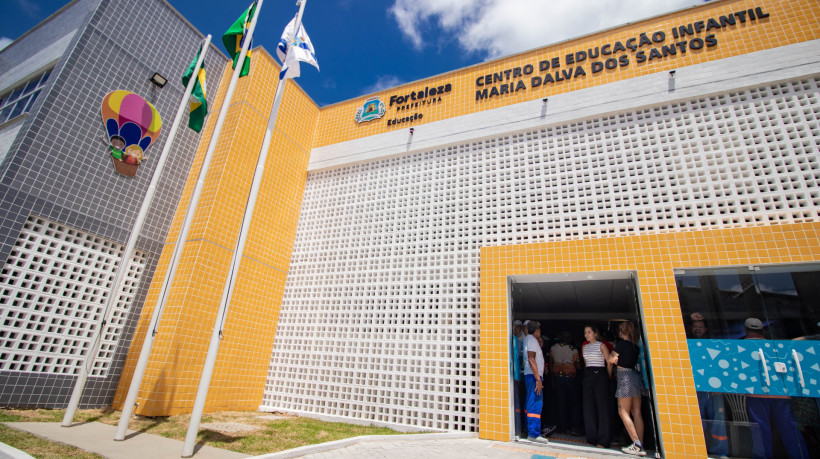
[101,90,162,177]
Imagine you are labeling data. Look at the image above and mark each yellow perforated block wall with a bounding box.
[479,222,820,457]
[113,49,318,415]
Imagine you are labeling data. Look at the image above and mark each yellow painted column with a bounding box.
[113,49,318,415]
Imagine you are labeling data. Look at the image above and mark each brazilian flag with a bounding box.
[181,47,208,132]
[222,2,257,77]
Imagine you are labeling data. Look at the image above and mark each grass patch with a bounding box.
[0,424,103,458]
[1,409,408,456]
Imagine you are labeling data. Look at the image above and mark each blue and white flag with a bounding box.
[277,16,319,80]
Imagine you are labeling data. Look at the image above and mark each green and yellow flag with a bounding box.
[222,2,257,77]
[181,47,208,132]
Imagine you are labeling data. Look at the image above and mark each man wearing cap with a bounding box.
[524,320,549,443]
[743,317,808,459]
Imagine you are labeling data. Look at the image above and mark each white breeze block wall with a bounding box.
[262,55,820,431]
[0,216,146,378]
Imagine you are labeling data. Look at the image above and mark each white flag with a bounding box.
[277,16,319,80]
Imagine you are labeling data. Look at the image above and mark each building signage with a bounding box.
[475,6,771,101]
[354,96,387,123]
[355,83,454,127]
[387,83,452,127]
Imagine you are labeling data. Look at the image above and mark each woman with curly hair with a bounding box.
[608,321,645,456]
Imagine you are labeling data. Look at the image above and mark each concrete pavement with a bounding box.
[261,435,628,459]
[4,421,629,459]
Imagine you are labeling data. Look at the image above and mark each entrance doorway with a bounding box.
[509,271,662,457]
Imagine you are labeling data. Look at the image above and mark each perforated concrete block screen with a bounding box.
[0,216,146,378]
[263,77,820,431]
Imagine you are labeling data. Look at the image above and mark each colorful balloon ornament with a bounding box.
[101,90,162,177]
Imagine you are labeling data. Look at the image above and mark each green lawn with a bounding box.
[0,423,102,459]
[1,408,407,457]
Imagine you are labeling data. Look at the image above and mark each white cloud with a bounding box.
[362,75,404,94]
[0,37,12,51]
[390,0,704,59]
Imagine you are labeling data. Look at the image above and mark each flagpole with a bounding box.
[181,1,306,456]
[60,34,213,428]
[114,0,263,440]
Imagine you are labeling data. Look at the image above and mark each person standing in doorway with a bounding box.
[582,325,612,448]
[524,320,549,443]
[550,331,583,436]
[688,312,729,458]
[609,321,646,456]
[512,320,524,439]
[743,318,808,459]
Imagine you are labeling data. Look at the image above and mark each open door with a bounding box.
[509,271,662,457]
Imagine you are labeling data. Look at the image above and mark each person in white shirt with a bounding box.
[523,320,549,443]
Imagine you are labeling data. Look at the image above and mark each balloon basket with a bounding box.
[112,158,139,177]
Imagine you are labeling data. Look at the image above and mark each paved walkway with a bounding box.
[265,436,626,459]
[3,422,628,459]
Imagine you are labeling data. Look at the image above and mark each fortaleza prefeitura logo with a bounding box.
[354,97,387,123]
[354,83,454,127]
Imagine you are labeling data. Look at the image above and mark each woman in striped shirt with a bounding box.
[582,325,612,448]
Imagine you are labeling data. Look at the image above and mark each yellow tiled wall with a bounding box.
[313,0,819,148]
[479,222,820,457]
[112,0,820,426]
[112,48,318,415]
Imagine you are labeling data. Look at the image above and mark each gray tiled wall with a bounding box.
[0,0,228,408]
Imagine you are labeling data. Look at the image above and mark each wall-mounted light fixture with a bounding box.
[149,73,167,88]
[540,98,549,118]
[409,127,415,135]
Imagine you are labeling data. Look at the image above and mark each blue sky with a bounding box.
[1,0,704,106]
